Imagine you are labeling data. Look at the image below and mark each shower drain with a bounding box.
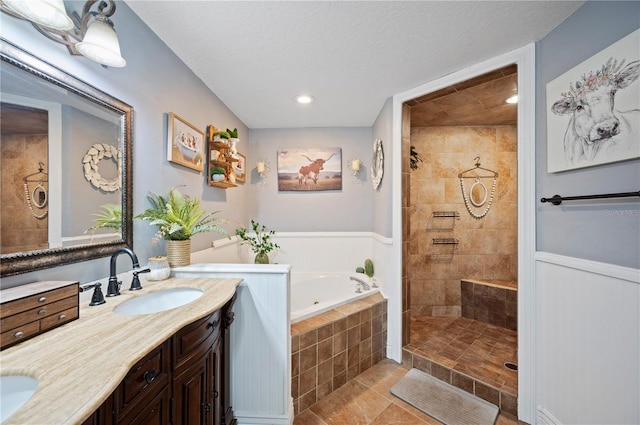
[504,362,518,371]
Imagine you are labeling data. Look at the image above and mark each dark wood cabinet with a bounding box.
[83,296,236,425]
[118,386,171,425]
[174,346,215,424]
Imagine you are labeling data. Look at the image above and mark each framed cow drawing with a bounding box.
[546,29,640,173]
[277,147,342,191]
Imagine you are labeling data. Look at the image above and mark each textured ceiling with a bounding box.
[125,1,584,129]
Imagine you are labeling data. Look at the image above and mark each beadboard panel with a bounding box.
[273,232,375,273]
[536,253,639,425]
[172,264,293,425]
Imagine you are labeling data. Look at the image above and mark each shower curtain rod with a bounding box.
[540,190,640,205]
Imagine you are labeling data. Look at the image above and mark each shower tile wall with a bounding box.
[0,133,48,254]
[408,126,517,317]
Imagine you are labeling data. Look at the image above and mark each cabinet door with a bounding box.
[212,340,222,425]
[174,350,213,425]
[118,386,170,425]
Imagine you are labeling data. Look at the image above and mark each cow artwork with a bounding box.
[277,148,342,191]
[547,30,640,172]
[298,154,336,186]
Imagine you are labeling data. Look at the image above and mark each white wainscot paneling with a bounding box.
[536,253,640,425]
[172,263,293,425]
[273,232,374,273]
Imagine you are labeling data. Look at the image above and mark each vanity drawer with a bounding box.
[40,306,78,330]
[1,296,78,330]
[173,310,221,373]
[1,284,77,318]
[0,281,79,350]
[0,321,40,347]
[115,340,170,420]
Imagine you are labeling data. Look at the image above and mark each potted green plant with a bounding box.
[235,220,280,264]
[211,166,227,182]
[136,187,229,266]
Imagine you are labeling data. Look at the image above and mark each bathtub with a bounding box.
[290,272,380,323]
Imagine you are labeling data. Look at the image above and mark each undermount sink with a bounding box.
[0,375,38,423]
[114,288,204,316]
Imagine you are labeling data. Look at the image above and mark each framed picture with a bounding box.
[167,112,204,172]
[233,153,246,183]
[277,147,342,191]
[546,29,639,172]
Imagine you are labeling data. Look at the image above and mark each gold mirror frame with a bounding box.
[0,38,133,277]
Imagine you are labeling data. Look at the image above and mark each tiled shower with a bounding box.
[400,65,520,414]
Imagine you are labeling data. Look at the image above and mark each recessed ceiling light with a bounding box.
[295,94,315,104]
[506,95,518,104]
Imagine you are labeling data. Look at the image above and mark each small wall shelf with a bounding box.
[209,181,237,189]
[432,238,459,245]
[433,211,459,218]
[426,211,460,232]
[206,126,237,189]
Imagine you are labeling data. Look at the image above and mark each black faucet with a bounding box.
[106,247,150,297]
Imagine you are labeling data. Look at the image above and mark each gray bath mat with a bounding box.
[390,368,499,425]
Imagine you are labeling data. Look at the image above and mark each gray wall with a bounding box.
[536,1,640,268]
[1,1,249,287]
[247,127,373,231]
[372,98,393,238]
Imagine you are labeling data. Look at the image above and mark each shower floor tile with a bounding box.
[406,316,517,397]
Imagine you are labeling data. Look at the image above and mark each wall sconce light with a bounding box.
[1,0,126,67]
[256,160,270,186]
[349,158,364,184]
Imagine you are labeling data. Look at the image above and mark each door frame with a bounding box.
[390,43,537,422]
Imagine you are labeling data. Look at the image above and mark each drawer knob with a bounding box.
[38,309,46,315]
[143,369,158,385]
[14,331,24,339]
[208,319,219,328]
[58,314,67,320]
[38,296,47,303]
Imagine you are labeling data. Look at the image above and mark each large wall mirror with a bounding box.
[0,38,132,277]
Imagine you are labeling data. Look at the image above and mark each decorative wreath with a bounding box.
[82,143,122,192]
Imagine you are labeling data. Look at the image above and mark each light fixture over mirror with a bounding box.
[0,0,126,67]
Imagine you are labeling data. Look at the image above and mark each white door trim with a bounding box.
[390,43,537,423]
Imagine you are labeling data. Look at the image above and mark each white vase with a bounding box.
[229,138,239,156]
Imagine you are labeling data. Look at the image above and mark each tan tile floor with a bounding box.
[406,316,518,396]
[294,359,522,425]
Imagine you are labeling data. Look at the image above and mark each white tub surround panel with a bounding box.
[536,252,640,425]
[171,263,293,425]
[371,233,397,360]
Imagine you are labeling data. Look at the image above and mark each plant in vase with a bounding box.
[235,220,280,264]
[226,128,239,156]
[211,166,227,182]
[135,187,229,267]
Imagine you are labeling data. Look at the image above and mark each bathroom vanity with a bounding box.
[0,277,241,425]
